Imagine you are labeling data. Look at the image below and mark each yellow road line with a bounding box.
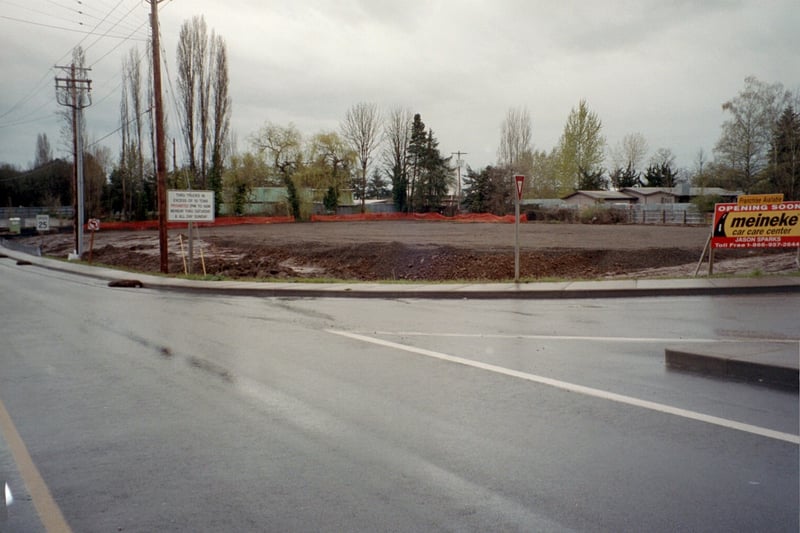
[0,396,73,533]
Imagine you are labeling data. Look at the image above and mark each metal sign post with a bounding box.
[514,175,525,283]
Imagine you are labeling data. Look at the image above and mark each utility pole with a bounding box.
[451,151,467,213]
[55,64,92,258]
[148,0,169,273]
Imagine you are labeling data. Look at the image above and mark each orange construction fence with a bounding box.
[90,213,526,231]
[311,212,526,223]
[95,216,295,231]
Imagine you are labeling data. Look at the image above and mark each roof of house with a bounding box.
[685,187,742,197]
[620,187,675,196]
[562,190,635,201]
[521,198,567,207]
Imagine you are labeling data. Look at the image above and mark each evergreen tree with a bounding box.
[577,167,608,190]
[366,170,391,199]
[463,165,511,214]
[414,130,452,212]
[768,105,800,199]
[644,162,679,187]
[609,163,642,189]
[407,113,427,212]
[323,185,339,213]
[285,174,300,220]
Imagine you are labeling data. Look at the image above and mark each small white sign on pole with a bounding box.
[167,190,215,222]
[36,214,50,232]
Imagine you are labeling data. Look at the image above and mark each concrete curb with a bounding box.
[2,243,799,300]
[666,343,799,391]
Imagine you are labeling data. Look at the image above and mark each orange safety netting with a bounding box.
[89,213,526,230]
[94,216,295,231]
[310,213,526,223]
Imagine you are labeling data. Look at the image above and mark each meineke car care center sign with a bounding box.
[712,201,800,249]
[167,190,215,222]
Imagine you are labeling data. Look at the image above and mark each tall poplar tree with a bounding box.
[177,16,231,194]
[556,99,605,193]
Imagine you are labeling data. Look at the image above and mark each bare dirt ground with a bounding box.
[18,221,800,281]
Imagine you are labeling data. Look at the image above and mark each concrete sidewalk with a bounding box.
[2,243,799,390]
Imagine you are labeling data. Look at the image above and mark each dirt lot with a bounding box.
[17,221,800,281]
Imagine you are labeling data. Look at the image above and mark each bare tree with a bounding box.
[128,49,145,193]
[177,18,199,180]
[250,122,303,183]
[610,133,648,174]
[195,20,210,185]
[383,107,413,212]
[341,102,382,212]
[497,106,533,172]
[34,133,52,168]
[117,48,151,220]
[177,17,231,193]
[714,76,790,192]
[649,147,677,169]
[209,34,231,212]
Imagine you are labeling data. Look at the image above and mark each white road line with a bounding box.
[327,329,800,445]
[371,331,800,344]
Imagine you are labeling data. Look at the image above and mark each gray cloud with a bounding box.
[1,0,798,174]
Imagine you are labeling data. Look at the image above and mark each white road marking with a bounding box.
[327,329,800,445]
[370,331,800,344]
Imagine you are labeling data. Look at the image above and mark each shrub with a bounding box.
[691,194,723,214]
[579,205,628,224]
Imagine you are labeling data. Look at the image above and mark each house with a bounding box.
[219,187,356,216]
[673,186,741,203]
[561,185,743,209]
[620,187,676,204]
[562,190,637,208]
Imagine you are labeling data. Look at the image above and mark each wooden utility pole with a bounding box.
[55,63,91,257]
[148,0,169,273]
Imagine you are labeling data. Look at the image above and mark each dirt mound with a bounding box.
[19,222,798,281]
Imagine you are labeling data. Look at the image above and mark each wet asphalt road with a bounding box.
[0,259,798,532]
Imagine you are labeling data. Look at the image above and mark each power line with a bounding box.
[0,68,55,121]
[0,112,56,130]
[84,1,145,54]
[44,0,144,33]
[0,14,145,40]
[90,17,149,68]
[0,0,147,132]
[87,105,154,149]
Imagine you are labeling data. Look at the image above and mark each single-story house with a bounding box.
[562,190,638,207]
[620,187,676,204]
[673,186,741,203]
[220,187,356,215]
[561,185,742,208]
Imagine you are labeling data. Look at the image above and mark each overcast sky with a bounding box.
[1,0,798,175]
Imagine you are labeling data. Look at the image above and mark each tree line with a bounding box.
[2,22,797,222]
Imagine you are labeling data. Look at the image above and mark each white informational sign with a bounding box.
[36,214,50,232]
[168,190,215,222]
